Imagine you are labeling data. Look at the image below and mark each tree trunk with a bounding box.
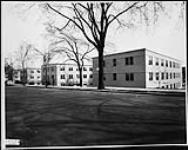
[98,48,104,89]
[79,68,83,87]
[45,64,48,88]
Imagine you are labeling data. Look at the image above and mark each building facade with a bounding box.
[41,63,93,86]
[93,48,182,89]
[13,68,42,85]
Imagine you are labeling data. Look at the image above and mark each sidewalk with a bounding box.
[25,84,186,96]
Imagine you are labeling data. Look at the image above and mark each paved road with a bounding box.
[5,86,186,146]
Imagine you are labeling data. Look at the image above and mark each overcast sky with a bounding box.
[2,1,186,68]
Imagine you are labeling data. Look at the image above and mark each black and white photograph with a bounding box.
[1,1,187,149]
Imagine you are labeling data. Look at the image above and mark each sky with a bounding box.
[2,1,186,68]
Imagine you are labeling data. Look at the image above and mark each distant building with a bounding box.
[13,69,22,83]
[93,48,182,89]
[41,63,93,86]
[26,68,42,85]
[13,68,41,85]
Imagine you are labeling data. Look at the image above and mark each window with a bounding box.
[60,67,65,71]
[83,67,87,71]
[130,73,134,81]
[69,67,73,71]
[170,73,172,79]
[69,74,73,79]
[173,62,175,68]
[148,56,153,65]
[30,75,34,79]
[89,67,93,71]
[61,74,65,79]
[125,58,129,65]
[149,72,153,81]
[174,72,175,78]
[170,61,172,68]
[126,73,134,81]
[113,59,116,66]
[156,72,159,80]
[113,73,117,80]
[30,70,34,73]
[166,73,168,79]
[37,76,40,79]
[155,58,159,66]
[83,74,87,78]
[166,60,168,67]
[130,57,134,65]
[161,72,164,80]
[37,70,40,73]
[90,74,93,78]
[125,57,134,65]
[161,59,164,66]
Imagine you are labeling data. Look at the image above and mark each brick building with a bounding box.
[93,48,182,89]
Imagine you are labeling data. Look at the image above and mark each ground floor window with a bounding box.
[125,73,134,81]
[113,73,117,80]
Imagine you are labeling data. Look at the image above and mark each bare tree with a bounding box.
[29,45,55,88]
[14,41,32,85]
[44,1,181,89]
[47,29,95,87]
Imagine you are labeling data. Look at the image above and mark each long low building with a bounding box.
[41,63,93,86]
[92,48,182,89]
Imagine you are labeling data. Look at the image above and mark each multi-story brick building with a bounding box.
[93,48,182,89]
[41,62,93,86]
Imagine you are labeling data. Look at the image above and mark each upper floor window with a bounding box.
[166,60,168,67]
[60,66,65,71]
[173,62,175,68]
[89,67,93,71]
[83,74,87,78]
[30,75,34,79]
[37,70,40,73]
[125,57,134,65]
[161,59,164,66]
[155,58,159,66]
[113,59,116,66]
[148,56,153,65]
[170,61,172,68]
[83,67,87,71]
[166,72,168,79]
[156,72,159,80]
[90,74,93,78]
[30,70,34,73]
[69,67,73,71]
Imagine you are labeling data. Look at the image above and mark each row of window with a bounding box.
[104,57,134,67]
[29,76,41,79]
[148,56,180,68]
[104,73,134,81]
[149,72,181,81]
[60,67,93,72]
[30,70,41,73]
[60,74,93,79]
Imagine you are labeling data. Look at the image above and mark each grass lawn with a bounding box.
[5,86,186,146]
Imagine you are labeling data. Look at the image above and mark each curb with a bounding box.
[24,85,186,97]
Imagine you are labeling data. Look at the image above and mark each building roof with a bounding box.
[92,48,181,62]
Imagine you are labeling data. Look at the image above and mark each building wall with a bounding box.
[145,49,182,89]
[13,70,21,82]
[27,68,42,85]
[93,49,146,88]
[41,64,93,86]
